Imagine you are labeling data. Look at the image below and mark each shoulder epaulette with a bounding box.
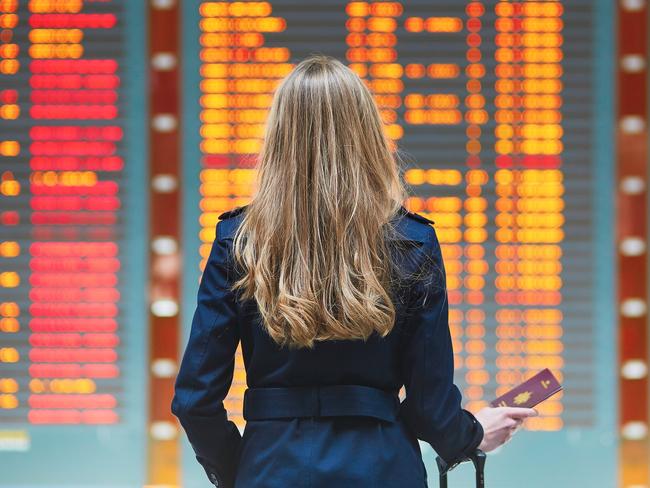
[218,204,248,220]
[398,206,435,225]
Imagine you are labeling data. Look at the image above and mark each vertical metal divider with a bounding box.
[616,1,650,486]
[147,0,182,485]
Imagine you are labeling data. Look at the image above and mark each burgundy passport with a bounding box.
[489,368,562,408]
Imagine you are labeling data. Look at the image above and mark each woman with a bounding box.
[171,54,537,488]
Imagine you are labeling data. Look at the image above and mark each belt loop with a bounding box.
[311,386,320,417]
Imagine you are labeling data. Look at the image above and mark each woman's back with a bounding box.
[172,203,483,487]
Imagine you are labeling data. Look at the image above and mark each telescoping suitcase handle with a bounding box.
[436,449,486,488]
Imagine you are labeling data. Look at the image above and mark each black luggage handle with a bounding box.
[436,449,486,488]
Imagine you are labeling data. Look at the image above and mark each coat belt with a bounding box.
[242,384,401,422]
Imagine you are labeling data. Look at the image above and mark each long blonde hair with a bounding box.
[230,54,412,349]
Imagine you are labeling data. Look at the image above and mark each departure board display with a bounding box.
[182,1,615,487]
[0,0,618,486]
[0,1,147,485]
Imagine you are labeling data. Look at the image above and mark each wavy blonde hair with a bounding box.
[230,54,412,349]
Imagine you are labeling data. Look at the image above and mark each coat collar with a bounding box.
[218,204,248,220]
[396,205,435,225]
[217,204,431,243]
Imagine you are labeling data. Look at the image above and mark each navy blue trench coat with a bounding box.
[171,204,484,487]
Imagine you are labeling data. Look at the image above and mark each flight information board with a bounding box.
[182,1,615,487]
[0,1,614,487]
[0,1,148,486]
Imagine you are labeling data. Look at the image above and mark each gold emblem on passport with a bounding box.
[513,391,532,405]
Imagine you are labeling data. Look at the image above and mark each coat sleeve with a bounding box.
[171,219,242,488]
[399,226,484,468]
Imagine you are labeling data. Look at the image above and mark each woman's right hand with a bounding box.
[474,406,538,452]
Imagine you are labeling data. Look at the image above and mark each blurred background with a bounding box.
[0,0,646,487]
